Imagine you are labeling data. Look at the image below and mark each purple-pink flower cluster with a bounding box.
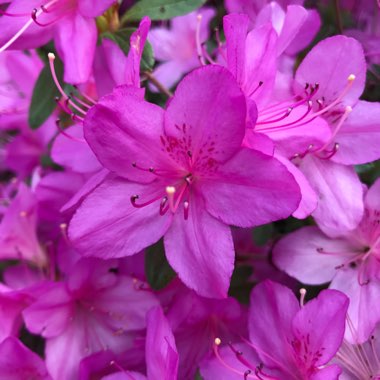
[0,0,379,379]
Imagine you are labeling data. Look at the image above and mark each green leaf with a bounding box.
[28,58,63,129]
[145,239,176,290]
[122,0,206,22]
[102,28,154,71]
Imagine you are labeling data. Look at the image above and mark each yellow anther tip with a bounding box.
[214,337,222,345]
[166,186,176,194]
[347,74,356,81]
[48,52,55,60]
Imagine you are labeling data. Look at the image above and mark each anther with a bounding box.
[214,337,222,346]
[348,74,356,82]
[184,201,189,220]
[166,186,176,212]
[299,288,306,307]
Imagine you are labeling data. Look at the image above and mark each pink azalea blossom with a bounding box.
[68,65,301,299]
[274,178,380,343]
[0,0,116,83]
[23,258,159,380]
[164,281,247,379]
[148,8,215,90]
[222,16,379,235]
[201,280,348,380]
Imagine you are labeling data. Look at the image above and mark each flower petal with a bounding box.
[292,289,349,366]
[295,35,366,109]
[84,85,167,183]
[273,226,356,284]
[55,14,97,84]
[146,306,178,380]
[300,156,364,237]
[332,100,380,165]
[201,148,301,228]
[164,66,247,163]
[164,197,234,299]
[69,177,172,258]
[248,280,299,374]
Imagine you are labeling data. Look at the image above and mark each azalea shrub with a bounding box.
[0,0,379,379]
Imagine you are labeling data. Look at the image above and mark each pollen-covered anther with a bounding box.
[166,186,176,212]
[214,337,222,346]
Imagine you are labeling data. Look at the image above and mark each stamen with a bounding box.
[48,53,87,116]
[317,105,352,152]
[166,186,176,212]
[247,81,264,98]
[196,14,206,66]
[299,288,306,308]
[212,338,255,378]
[201,42,216,64]
[183,201,189,220]
[130,194,163,208]
[159,197,169,216]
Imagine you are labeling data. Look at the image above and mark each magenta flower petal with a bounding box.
[292,289,349,366]
[146,306,178,380]
[273,226,356,284]
[55,14,97,84]
[51,124,101,174]
[365,177,380,212]
[275,155,318,219]
[165,198,234,299]
[309,365,342,380]
[249,280,299,373]
[223,13,250,86]
[331,101,380,165]
[332,268,380,344]
[78,0,116,18]
[0,337,52,379]
[84,86,165,183]
[164,65,246,163]
[295,35,366,109]
[125,16,151,88]
[201,148,301,227]
[300,156,364,237]
[69,178,173,258]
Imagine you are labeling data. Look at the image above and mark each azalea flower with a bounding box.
[148,8,215,91]
[68,65,301,298]
[201,280,349,380]
[23,258,159,380]
[274,178,380,343]
[0,0,116,83]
